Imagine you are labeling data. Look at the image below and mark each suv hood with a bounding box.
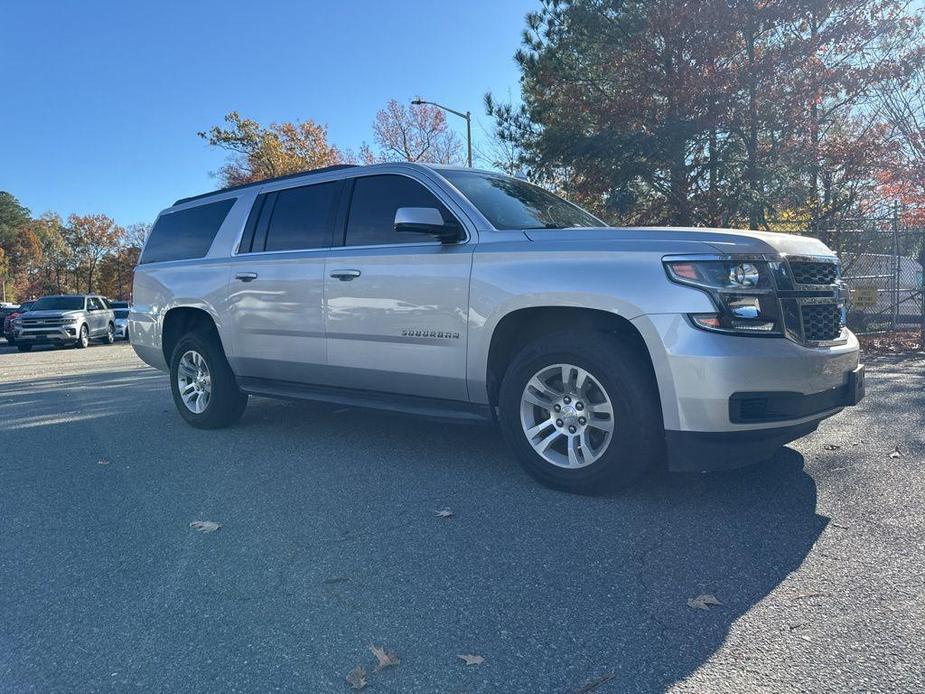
[20,310,83,320]
[523,227,834,258]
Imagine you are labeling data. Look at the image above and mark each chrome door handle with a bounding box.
[235,272,258,282]
[330,269,361,281]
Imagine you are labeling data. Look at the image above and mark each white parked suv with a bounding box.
[130,163,864,492]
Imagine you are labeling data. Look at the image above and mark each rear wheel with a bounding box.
[169,330,248,429]
[498,331,663,493]
[102,322,115,344]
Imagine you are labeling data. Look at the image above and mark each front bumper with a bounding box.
[14,326,80,343]
[114,321,128,338]
[632,314,863,471]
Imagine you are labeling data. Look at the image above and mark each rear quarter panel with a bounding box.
[129,193,254,372]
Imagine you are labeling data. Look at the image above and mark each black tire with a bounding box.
[498,331,663,493]
[102,322,115,345]
[75,324,89,349]
[6,336,15,345]
[169,329,248,429]
[17,344,32,353]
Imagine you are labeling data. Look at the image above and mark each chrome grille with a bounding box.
[22,318,66,326]
[800,303,842,342]
[789,261,837,286]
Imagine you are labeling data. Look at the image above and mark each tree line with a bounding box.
[0,193,147,303]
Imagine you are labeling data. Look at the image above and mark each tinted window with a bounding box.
[31,296,85,311]
[141,198,236,264]
[345,175,453,247]
[263,181,341,252]
[439,170,604,230]
[114,309,130,319]
[87,297,104,311]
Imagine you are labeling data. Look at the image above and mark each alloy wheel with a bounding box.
[519,363,615,469]
[177,350,212,414]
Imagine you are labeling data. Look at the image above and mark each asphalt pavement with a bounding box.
[0,341,922,693]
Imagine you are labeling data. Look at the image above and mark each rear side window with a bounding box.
[140,198,236,264]
[345,175,453,247]
[263,181,341,252]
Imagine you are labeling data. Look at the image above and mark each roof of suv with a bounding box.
[171,162,498,207]
[173,164,359,206]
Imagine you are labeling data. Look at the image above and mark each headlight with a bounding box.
[664,256,782,336]
[12,318,22,327]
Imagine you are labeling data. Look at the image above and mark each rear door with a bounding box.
[322,173,474,401]
[226,178,344,383]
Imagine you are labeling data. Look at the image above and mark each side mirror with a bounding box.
[394,207,461,243]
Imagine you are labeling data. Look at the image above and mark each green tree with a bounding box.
[490,0,923,228]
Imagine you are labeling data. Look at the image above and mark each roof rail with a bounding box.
[173,164,358,206]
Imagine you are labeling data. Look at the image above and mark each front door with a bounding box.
[226,179,344,383]
[322,174,474,401]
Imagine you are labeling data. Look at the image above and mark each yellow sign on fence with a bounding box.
[851,286,878,309]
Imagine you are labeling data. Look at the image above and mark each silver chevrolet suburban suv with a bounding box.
[130,163,864,492]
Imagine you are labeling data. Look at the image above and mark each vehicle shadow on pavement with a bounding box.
[0,366,826,693]
[198,399,828,691]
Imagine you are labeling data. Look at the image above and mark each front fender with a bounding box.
[466,246,715,403]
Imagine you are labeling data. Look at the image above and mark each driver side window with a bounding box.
[344,175,455,247]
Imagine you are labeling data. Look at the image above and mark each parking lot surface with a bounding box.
[0,342,922,693]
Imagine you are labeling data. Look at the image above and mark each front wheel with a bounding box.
[102,322,115,345]
[75,324,89,349]
[169,330,248,429]
[498,331,664,493]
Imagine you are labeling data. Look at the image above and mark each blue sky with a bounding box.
[0,1,534,226]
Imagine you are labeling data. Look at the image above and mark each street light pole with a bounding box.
[411,98,472,168]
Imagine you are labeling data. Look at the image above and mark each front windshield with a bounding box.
[30,296,85,311]
[439,170,605,230]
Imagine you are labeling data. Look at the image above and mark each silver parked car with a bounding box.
[13,294,116,352]
[130,163,864,492]
[109,301,131,340]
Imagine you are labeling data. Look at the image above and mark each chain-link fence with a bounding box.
[813,208,925,339]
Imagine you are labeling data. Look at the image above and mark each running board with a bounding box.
[237,376,493,424]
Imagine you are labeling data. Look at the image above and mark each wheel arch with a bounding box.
[484,306,658,408]
[161,306,220,365]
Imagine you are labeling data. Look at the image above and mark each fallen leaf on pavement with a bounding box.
[345,665,367,690]
[97,458,110,465]
[687,594,722,610]
[458,654,484,666]
[576,671,615,692]
[822,444,841,451]
[889,447,902,459]
[789,591,823,601]
[830,522,850,530]
[189,520,221,533]
[369,644,399,670]
[434,509,454,518]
